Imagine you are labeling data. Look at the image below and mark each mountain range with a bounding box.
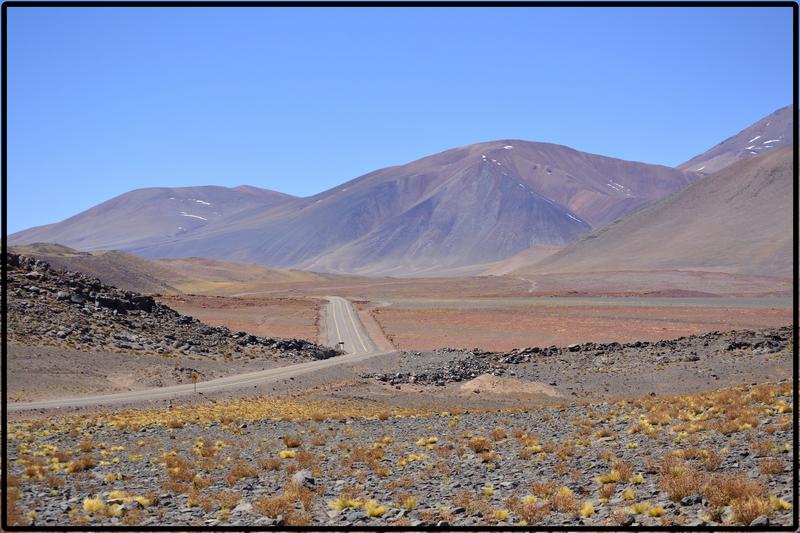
[10,105,793,277]
[515,146,793,278]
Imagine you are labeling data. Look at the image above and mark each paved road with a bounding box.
[324,296,376,355]
[10,297,387,412]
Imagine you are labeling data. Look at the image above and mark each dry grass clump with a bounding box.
[258,457,282,471]
[398,493,417,510]
[612,507,631,525]
[453,491,493,517]
[758,458,784,476]
[656,454,703,502]
[327,496,361,511]
[550,486,579,514]
[226,461,258,486]
[467,436,493,453]
[479,450,498,464]
[255,493,295,518]
[612,460,633,481]
[751,438,775,457]
[66,455,96,473]
[5,479,24,526]
[703,474,767,509]
[595,469,621,484]
[599,483,617,500]
[282,435,302,448]
[731,495,773,525]
[530,480,558,498]
[701,473,772,523]
[187,489,215,513]
[490,428,507,441]
[505,494,552,523]
[702,449,723,471]
[363,499,387,517]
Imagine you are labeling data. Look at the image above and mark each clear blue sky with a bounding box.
[7,6,793,233]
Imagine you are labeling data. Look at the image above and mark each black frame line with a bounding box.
[1,1,797,532]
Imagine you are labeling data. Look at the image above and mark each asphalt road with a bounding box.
[324,296,376,355]
[9,297,387,412]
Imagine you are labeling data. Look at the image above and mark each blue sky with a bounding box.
[7,6,793,233]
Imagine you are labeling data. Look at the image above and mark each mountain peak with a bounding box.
[678,104,793,174]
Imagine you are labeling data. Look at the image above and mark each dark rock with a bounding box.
[681,495,703,506]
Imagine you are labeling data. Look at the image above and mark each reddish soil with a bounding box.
[159,294,321,343]
[372,303,792,351]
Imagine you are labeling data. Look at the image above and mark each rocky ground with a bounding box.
[6,381,793,527]
[364,327,792,399]
[6,253,338,363]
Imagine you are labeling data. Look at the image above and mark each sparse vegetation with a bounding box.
[6,376,792,526]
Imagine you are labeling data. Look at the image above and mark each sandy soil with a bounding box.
[6,343,270,403]
[192,268,789,300]
[457,375,563,398]
[159,294,321,343]
[354,301,395,352]
[371,300,791,351]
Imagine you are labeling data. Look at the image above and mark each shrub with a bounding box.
[492,508,509,520]
[702,474,766,509]
[67,455,96,473]
[364,499,387,517]
[596,470,621,484]
[702,449,723,471]
[468,436,492,453]
[506,495,551,524]
[759,458,785,476]
[612,460,633,481]
[187,489,214,512]
[551,486,578,514]
[258,457,282,471]
[732,496,772,525]
[751,439,774,457]
[599,483,616,500]
[657,455,703,502]
[282,435,302,448]
[226,462,257,486]
[649,505,665,517]
[490,428,507,441]
[530,480,557,498]
[327,497,361,511]
[255,494,294,518]
[82,498,105,514]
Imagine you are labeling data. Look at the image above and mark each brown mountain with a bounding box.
[37,140,691,276]
[10,185,296,251]
[515,146,793,279]
[9,243,330,295]
[678,105,793,175]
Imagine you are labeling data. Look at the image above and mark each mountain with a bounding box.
[678,105,793,175]
[515,146,793,278]
[10,185,296,251]
[17,140,695,276]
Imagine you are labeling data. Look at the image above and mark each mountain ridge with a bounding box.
[12,103,790,277]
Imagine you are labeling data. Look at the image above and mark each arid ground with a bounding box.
[5,253,795,528]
